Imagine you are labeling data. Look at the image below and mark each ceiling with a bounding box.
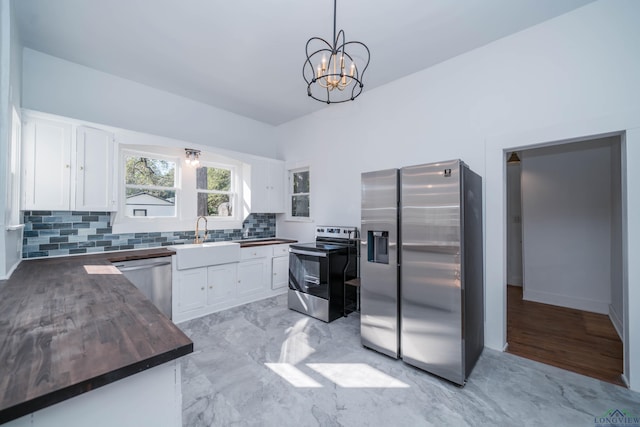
[14,0,595,126]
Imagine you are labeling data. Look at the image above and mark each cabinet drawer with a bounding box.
[240,246,270,260]
[272,244,290,257]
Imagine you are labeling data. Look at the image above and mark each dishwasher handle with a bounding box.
[115,261,171,272]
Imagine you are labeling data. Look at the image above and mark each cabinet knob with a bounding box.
[209,285,213,289]
[201,286,205,291]
[80,166,84,170]
[65,164,70,168]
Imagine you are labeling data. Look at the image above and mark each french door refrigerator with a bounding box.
[360,159,484,386]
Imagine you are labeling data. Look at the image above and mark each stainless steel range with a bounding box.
[288,226,358,322]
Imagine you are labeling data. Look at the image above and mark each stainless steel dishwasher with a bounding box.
[113,257,172,319]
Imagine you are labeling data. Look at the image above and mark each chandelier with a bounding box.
[303,0,370,104]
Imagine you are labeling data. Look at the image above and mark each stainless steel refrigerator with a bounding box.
[360,159,484,386]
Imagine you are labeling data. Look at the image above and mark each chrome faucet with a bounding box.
[194,216,208,244]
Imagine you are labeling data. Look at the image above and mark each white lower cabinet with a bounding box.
[271,244,290,290]
[237,259,267,297]
[237,246,270,298]
[176,267,206,313]
[207,263,237,306]
[271,256,289,290]
[172,243,291,323]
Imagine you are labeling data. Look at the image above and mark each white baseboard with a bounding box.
[609,304,624,341]
[621,373,630,388]
[1,259,21,280]
[523,289,608,314]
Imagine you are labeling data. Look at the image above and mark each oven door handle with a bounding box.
[289,248,328,258]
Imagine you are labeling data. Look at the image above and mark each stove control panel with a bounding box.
[315,226,358,240]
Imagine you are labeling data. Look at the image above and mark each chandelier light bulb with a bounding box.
[185,149,201,167]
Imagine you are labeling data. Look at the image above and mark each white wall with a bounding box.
[275,0,640,389]
[520,138,615,314]
[22,48,277,159]
[0,0,23,279]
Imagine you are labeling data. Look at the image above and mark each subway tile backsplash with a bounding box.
[22,211,276,259]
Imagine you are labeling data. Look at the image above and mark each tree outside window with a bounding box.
[124,155,176,217]
[290,168,310,218]
[196,165,235,217]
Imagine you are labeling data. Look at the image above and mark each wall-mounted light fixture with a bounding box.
[507,152,520,163]
[185,148,201,166]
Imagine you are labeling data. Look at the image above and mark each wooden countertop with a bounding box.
[237,238,297,248]
[0,248,193,424]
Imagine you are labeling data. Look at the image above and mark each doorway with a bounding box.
[505,135,624,386]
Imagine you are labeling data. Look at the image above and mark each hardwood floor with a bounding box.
[506,285,624,387]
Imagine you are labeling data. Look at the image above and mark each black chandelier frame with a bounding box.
[303,0,370,104]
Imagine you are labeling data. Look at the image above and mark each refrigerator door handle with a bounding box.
[402,244,460,255]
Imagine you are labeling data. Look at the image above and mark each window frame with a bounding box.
[287,166,311,221]
[195,161,239,220]
[112,145,247,235]
[122,150,179,219]
[8,106,21,226]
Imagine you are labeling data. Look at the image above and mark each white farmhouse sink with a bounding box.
[170,241,241,270]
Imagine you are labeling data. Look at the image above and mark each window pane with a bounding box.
[291,195,309,217]
[125,188,175,217]
[196,166,231,191]
[198,193,233,217]
[293,171,309,194]
[125,156,175,187]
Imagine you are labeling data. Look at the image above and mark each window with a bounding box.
[289,167,310,218]
[124,154,177,217]
[196,164,235,217]
[8,107,21,225]
[114,145,246,234]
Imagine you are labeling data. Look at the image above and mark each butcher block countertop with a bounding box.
[0,248,193,424]
[237,238,297,248]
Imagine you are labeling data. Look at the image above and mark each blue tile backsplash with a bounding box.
[22,211,276,259]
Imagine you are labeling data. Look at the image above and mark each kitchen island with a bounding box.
[0,249,193,426]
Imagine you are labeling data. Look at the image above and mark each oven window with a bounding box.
[289,252,329,299]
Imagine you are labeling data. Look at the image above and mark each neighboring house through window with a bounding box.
[113,146,246,234]
[124,153,177,217]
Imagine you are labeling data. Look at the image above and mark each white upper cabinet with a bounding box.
[76,126,116,211]
[251,158,284,213]
[22,118,72,211]
[22,114,117,211]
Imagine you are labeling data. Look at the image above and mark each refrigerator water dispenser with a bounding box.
[367,231,389,264]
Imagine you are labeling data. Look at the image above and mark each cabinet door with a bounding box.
[237,259,267,297]
[176,268,207,313]
[207,263,237,306]
[267,160,285,213]
[251,159,285,213]
[22,119,72,210]
[271,255,289,290]
[76,126,116,211]
[250,160,270,213]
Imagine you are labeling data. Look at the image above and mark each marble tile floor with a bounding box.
[178,294,640,426]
